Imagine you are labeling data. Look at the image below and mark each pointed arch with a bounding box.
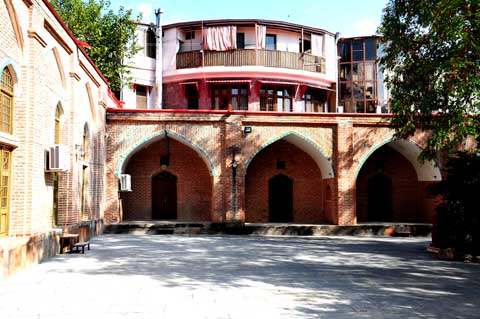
[116,129,218,177]
[52,47,66,89]
[0,61,19,86]
[3,0,24,52]
[244,131,334,179]
[354,138,442,182]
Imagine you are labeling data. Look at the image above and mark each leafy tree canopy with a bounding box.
[51,0,140,95]
[380,0,479,160]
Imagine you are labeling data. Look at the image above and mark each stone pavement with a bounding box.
[1,234,479,319]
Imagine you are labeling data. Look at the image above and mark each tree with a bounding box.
[379,0,479,160]
[51,0,140,96]
[429,152,480,256]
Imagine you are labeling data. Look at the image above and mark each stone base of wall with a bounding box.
[0,219,104,280]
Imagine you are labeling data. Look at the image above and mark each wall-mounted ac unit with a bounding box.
[119,174,132,192]
[45,144,70,172]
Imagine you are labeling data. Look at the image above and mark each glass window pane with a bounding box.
[356,101,365,113]
[352,63,364,81]
[277,89,283,97]
[365,81,376,99]
[365,39,377,60]
[340,82,352,100]
[268,89,274,95]
[340,42,351,62]
[240,95,248,110]
[352,40,363,51]
[277,98,283,112]
[340,64,351,81]
[285,88,292,97]
[364,62,376,81]
[366,101,376,113]
[353,82,364,99]
[266,34,276,50]
[232,96,238,110]
[344,100,354,113]
[231,88,238,95]
[353,50,363,61]
[260,96,266,111]
[284,98,291,112]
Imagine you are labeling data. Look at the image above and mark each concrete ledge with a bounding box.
[104,221,432,237]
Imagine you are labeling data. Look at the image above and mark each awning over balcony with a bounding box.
[206,79,252,84]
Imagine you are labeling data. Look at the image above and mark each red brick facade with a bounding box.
[105,112,441,226]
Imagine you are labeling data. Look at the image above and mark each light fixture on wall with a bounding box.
[160,130,170,170]
[242,126,252,137]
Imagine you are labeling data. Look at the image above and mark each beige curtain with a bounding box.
[203,26,237,51]
[256,25,266,49]
[311,34,324,57]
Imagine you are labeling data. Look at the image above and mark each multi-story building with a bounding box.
[0,0,119,278]
[107,18,440,227]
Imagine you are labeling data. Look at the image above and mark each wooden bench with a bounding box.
[71,241,90,254]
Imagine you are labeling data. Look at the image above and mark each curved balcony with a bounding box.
[176,49,326,74]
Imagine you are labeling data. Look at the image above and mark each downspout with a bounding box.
[155,8,164,109]
[334,32,341,112]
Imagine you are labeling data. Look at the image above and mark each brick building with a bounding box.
[0,0,119,278]
[1,4,442,278]
[110,19,442,226]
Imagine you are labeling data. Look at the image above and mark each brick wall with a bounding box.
[106,113,439,226]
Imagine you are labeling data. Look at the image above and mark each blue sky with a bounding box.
[112,0,388,37]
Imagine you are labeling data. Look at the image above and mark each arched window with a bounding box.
[1,68,13,134]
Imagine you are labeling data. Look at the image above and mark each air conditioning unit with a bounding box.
[45,144,70,172]
[119,174,132,192]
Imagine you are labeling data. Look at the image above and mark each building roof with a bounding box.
[163,19,336,36]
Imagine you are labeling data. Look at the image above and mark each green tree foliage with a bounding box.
[380,0,479,160]
[51,0,140,95]
[429,152,480,256]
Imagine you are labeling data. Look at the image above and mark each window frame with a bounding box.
[211,84,249,111]
[265,34,277,51]
[260,85,293,112]
[0,68,14,134]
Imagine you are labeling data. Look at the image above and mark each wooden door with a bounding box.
[152,172,177,220]
[269,174,293,223]
[0,148,11,236]
[368,174,393,222]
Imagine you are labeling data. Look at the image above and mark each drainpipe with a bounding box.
[155,8,164,109]
[334,32,341,112]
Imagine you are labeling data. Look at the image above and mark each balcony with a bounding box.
[176,49,326,74]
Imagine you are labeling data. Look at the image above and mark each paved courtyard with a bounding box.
[1,234,479,319]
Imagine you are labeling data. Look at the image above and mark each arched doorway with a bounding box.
[152,171,177,220]
[245,139,329,224]
[120,137,212,221]
[367,174,393,222]
[269,174,293,223]
[356,143,434,223]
